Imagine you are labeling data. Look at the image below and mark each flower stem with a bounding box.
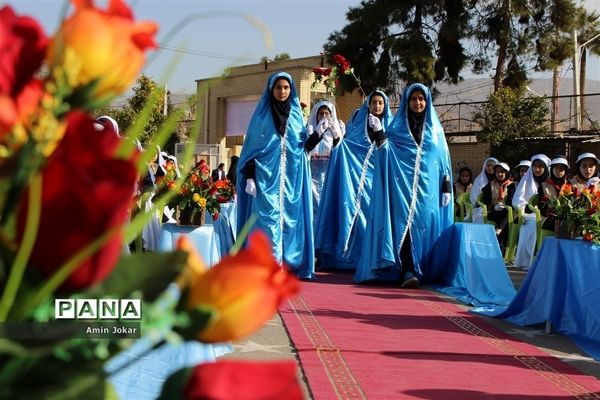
[228,214,258,256]
[0,174,42,322]
[351,71,366,98]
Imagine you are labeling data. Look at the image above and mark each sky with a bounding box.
[5,0,600,95]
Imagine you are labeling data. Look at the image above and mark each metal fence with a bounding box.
[432,92,600,138]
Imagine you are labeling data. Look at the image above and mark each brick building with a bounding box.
[193,55,364,168]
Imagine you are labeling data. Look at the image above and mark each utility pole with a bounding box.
[571,31,600,132]
[163,84,168,116]
[572,30,581,131]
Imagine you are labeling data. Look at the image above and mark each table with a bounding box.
[476,237,600,361]
[431,223,516,306]
[108,224,232,399]
[158,223,222,266]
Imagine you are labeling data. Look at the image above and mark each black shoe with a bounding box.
[401,272,419,289]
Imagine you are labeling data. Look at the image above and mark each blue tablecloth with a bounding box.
[108,224,232,399]
[431,223,516,306]
[474,237,600,361]
[158,223,221,266]
[212,201,237,256]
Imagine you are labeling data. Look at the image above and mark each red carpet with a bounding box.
[279,272,600,399]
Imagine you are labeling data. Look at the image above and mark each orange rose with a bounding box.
[176,231,300,343]
[47,0,157,102]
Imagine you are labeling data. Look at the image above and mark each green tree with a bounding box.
[95,75,179,152]
[273,53,290,61]
[324,0,469,96]
[473,87,549,165]
[469,0,588,93]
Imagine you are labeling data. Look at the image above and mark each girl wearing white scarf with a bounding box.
[470,157,498,223]
[513,154,550,269]
[305,101,345,232]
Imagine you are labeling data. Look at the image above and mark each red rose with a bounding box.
[184,360,303,400]
[312,66,332,77]
[0,6,48,136]
[18,111,139,290]
[333,54,347,66]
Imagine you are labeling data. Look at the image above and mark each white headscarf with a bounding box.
[512,154,550,212]
[470,157,498,206]
[94,115,120,136]
[306,100,343,157]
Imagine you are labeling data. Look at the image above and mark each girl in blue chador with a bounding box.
[236,71,315,279]
[315,91,393,269]
[354,83,453,287]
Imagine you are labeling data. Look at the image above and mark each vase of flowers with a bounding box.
[177,205,205,226]
[164,160,235,226]
[554,219,579,240]
[549,185,600,243]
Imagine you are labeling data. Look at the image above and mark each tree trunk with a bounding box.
[493,0,511,91]
[580,48,587,128]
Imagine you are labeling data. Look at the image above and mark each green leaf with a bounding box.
[172,305,215,341]
[87,251,187,301]
[157,367,192,400]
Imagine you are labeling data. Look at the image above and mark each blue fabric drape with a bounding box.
[473,237,600,361]
[236,72,314,279]
[355,83,453,283]
[431,223,516,306]
[315,91,393,269]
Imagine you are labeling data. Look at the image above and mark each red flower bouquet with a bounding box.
[311,53,363,96]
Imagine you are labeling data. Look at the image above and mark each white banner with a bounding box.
[226,99,258,136]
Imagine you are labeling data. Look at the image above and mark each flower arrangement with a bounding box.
[311,53,364,97]
[158,160,236,224]
[548,184,600,244]
[0,1,301,398]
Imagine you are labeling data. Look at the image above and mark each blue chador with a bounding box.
[354,83,453,283]
[236,72,315,279]
[315,91,393,269]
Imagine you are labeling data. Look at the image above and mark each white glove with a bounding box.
[316,117,330,136]
[368,114,382,131]
[338,119,346,137]
[245,178,257,197]
[494,203,505,211]
[441,193,451,207]
[586,176,600,187]
[306,124,314,136]
[163,206,177,223]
